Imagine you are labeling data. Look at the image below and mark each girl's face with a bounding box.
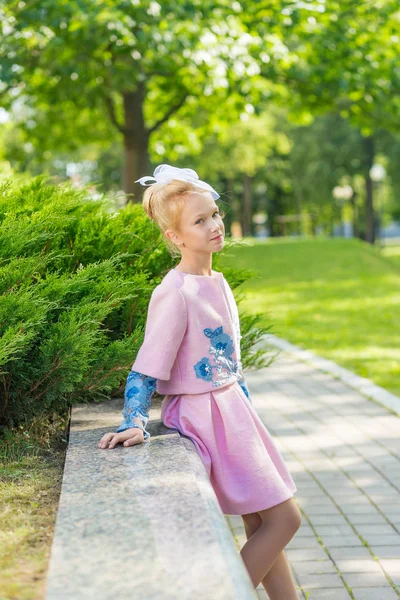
[170,191,225,253]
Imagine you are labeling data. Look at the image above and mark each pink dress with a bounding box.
[131,267,297,515]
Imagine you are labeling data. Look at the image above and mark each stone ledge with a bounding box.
[44,396,257,599]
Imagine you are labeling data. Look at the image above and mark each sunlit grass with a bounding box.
[0,412,69,599]
[381,240,400,268]
[221,236,400,397]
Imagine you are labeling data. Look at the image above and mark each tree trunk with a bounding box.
[294,189,302,227]
[349,189,359,239]
[267,190,280,237]
[226,177,242,237]
[122,86,150,202]
[363,135,375,244]
[220,177,231,232]
[242,174,253,236]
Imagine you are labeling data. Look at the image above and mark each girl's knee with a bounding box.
[289,500,302,532]
[258,497,302,534]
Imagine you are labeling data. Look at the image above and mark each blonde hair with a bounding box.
[141,179,215,257]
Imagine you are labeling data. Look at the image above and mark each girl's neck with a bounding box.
[175,260,213,277]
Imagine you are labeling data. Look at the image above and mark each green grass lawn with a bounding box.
[221,236,400,398]
[381,238,400,269]
[0,414,68,600]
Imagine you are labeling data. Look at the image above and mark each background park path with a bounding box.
[226,336,400,600]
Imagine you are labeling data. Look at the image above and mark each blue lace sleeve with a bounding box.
[116,370,158,440]
[238,375,252,405]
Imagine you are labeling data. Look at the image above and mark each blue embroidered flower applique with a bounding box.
[194,325,240,386]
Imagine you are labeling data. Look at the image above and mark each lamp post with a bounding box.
[369,164,386,249]
[332,184,353,237]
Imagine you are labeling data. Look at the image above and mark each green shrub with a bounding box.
[0,175,272,431]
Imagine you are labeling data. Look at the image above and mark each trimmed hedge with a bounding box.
[0,175,273,430]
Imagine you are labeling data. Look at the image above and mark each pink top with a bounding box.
[131,268,244,395]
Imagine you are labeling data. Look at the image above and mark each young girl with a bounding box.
[98,164,301,598]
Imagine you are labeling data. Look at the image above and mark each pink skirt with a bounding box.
[160,380,297,515]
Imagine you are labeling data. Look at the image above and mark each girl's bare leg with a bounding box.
[261,551,300,600]
[243,511,299,599]
[240,498,301,597]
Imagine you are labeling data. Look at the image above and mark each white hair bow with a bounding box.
[134,164,220,200]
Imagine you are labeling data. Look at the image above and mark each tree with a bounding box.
[241,0,400,242]
[0,0,265,197]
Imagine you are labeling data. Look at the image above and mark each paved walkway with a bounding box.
[226,348,400,600]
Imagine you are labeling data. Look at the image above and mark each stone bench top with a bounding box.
[45,396,257,599]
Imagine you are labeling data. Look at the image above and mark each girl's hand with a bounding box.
[98,427,144,449]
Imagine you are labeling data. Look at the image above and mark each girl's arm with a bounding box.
[116,284,187,440]
[116,370,158,440]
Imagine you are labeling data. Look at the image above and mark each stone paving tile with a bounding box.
[244,350,400,598]
[302,590,352,600]
[256,589,304,600]
[344,571,391,587]
[334,559,385,573]
[369,546,400,559]
[379,506,400,514]
[312,524,356,536]
[333,496,379,506]
[296,573,345,589]
[354,524,397,536]
[285,548,330,562]
[362,534,400,546]
[328,546,376,560]
[286,536,324,549]
[342,507,383,517]
[307,515,351,526]
[351,588,399,600]
[291,560,337,575]
[302,505,343,516]
[385,514,400,522]
[296,524,316,537]
[379,559,400,586]
[318,535,364,548]
[297,498,339,508]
